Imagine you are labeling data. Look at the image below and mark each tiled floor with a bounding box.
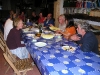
[0,48,41,75]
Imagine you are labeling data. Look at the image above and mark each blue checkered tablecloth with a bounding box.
[24,36,100,75]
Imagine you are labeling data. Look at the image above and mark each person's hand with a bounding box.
[70,34,81,41]
[56,30,62,33]
[49,24,53,27]
[79,44,82,46]
[43,17,47,21]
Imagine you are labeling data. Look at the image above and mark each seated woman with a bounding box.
[6,17,29,59]
[19,11,25,22]
[58,14,76,39]
[38,12,46,24]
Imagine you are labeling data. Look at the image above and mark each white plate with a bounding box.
[22,28,33,33]
[34,28,39,33]
[22,28,29,32]
[32,39,37,42]
[34,42,47,47]
[26,34,35,37]
[44,30,51,34]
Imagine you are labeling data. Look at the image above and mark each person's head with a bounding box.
[76,21,90,36]
[32,11,36,17]
[10,13,17,20]
[39,12,43,18]
[58,14,66,25]
[20,11,25,16]
[13,17,23,30]
[47,13,52,20]
[65,14,74,28]
[10,10,14,15]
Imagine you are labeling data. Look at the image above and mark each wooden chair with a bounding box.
[0,36,17,74]
[0,30,6,49]
[0,29,3,37]
[0,35,14,57]
[3,52,33,75]
[0,34,33,75]
[0,29,4,40]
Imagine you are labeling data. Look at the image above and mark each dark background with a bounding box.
[0,0,57,19]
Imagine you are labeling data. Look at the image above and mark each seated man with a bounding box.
[70,21,99,54]
[30,11,39,24]
[44,13,54,28]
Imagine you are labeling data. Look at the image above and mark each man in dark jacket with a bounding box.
[70,21,99,54]
[44,13,54,27]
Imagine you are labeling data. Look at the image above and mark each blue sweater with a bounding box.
[78,31,99,54]
[44,18,54,27]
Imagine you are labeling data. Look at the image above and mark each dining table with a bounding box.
[22,28,100,75]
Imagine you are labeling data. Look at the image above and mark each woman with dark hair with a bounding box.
[58,14,76,39]
[19,11,25,22]
[4,12,16,41]
[38,12,46,24]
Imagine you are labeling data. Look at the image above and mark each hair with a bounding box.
[64,14,75,28]
[39,12,45,17]
[9,10,15,14]
[59,14,66,21]
[20,11,25,15]
[32,10,36,14]
[13,17,22,27]
[9,10,16,20]
[76,21,90,32]
[47,13,52,17]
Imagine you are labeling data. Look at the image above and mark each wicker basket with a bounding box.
[90,10,100,17]
[91,25,100,30]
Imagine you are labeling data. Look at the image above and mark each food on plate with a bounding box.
[49,26,60,31]
[62,46,76,52]
[41,34,54,39]
[62,46,70,50]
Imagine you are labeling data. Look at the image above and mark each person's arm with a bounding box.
[69,34,81,41]
[49,19,54,26]
[43,17,47,22]
[44,19,47,27]
[58,27,76,39]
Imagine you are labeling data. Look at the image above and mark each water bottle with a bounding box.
[39,25,42,33]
